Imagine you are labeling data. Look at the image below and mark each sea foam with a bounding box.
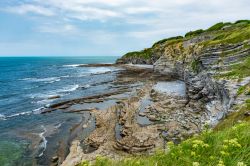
[20,77,61,83]
[38,125,48,157]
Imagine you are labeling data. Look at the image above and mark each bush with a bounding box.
[185,29,204,38]
[217,56,250,79]
[152,36,183,47]
[79,122,250,166]
[123,48,152,59]
[207,22,232,32]
[235,20,250,25]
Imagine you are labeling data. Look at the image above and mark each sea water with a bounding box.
[0,56,118,166]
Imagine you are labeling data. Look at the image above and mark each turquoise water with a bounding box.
[0,56,118,165]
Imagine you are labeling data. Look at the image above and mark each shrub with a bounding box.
[217,56,250,79]
[235,20,250,25]
[79,122,250,166]
[152,36,183,47]
[207,22,232,32]
[185,29,204,38]
[191,59,200,73]
[123,48,152,59]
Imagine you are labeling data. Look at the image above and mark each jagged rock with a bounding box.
[51,156,59,162]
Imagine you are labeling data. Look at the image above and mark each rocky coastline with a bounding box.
[60,58,249,166]
[40,21,250,166]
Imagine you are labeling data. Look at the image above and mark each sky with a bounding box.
[0,0,249,57]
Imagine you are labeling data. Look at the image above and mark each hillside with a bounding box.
[116,20,250,66]
[73,20,250,166]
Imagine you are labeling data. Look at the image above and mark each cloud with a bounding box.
[3,0,250,24]
[67,6,122,21]
[0,0,250,56]
[4,4,55,16]
[124,7,161,14]
[36,24,78,34]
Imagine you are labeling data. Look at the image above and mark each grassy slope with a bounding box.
[79,21,250,166]
[78,121,250,166]
[120,20,250,61]
[215,56,250,79]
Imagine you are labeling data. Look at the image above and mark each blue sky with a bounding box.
[0,0,249,56]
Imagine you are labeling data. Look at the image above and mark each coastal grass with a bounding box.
[185,29,204,38]
[152,36,184,47]
[215,56,250,79]
[205,23,250,46]
[120,20,250,62]
[237,84,250,96]
[78,121,250,166]
[215,100,250,131]
[123,48,152,59]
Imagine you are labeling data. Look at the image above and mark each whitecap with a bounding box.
[30,84,79,104]
[0,107,46,121]
[76,74,87,78]
[38,125,48,157]
[32,107,45,114]
[63,64,85,67]
[6,111,32,118]
[81,84,91,89]
[88,67,112,74]
[58,84,79,92]
[60,75,70,78]
[29,93,57,99]
[19,77,60,83]
[0,114,6,120]
[55,123,62,129]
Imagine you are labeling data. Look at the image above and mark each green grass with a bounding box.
[215,101,250,131]
[152,36,183,47]
[185,29,204,38]
[77,121,250,166]
[220,43,250,58]
[123,48,152,59]
[205,24,250,46]
[206,22,232,32]
[216,56,250,79]
[235,20,250,25]
[191,59,200,73]
[120,20,250,62]
[237,84,250,96]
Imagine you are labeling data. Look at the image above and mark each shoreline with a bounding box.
[61,57,249,165]
[37,65,161,165]
[57,65,187,165]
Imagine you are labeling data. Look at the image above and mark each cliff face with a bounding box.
[62,21,250,166]
[117,20,250,127]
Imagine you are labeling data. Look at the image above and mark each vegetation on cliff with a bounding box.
[78,121,250,166]
[78,20,250,166]
[122,48,152,60]
[117,20,250,64]
[216,56,250,79]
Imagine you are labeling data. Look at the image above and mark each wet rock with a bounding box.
[83,124,88,129]
[51,156,59,162]
[48,95,61,99]
[244,112,250,117]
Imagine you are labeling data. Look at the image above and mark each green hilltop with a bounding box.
[117,20,250,62]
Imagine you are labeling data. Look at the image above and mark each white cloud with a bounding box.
[67,6,122,21]
[1,0,250,56]
[125,7,161,14]
[3,0,250,24]
[37,24,78,34]
[4,4,55,16]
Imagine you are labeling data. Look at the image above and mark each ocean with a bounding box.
[0,56,119,166]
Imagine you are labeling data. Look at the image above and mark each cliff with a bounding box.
[117,20,250,126]
[72,20,250,166]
